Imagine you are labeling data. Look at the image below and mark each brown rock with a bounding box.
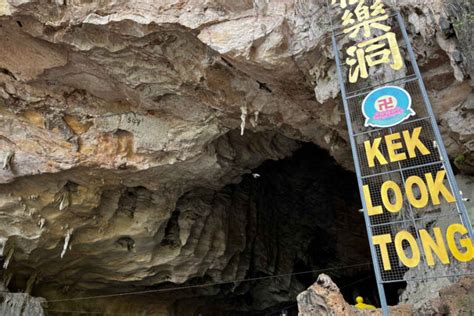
[297,274,413,316]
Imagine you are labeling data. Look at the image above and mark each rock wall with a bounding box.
[0,0,472,314]
[297,274,474,316]
[399,175,474,310]
[0,284,45,316]
[297,274,413,316]
[1,142,372,314]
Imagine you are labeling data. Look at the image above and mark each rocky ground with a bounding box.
[297,274,474,316]
[0,0,472,315]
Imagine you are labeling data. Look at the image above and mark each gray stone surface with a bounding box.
[0,285,45,316]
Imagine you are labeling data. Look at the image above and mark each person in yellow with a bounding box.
[355,296,376,309]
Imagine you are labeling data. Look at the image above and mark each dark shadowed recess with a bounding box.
[183,143,404,315]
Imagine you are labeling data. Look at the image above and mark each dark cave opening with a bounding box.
[4,138,408,315]
[200,141,407,315]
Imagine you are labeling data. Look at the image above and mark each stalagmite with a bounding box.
[60,229,73,259]
[240,106,248,136]
[3,248,14,269]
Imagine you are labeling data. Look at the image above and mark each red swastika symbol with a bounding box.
[376,97,395,111]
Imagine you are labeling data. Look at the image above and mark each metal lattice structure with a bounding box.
[328,1,473,315]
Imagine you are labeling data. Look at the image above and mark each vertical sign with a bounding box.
[328,1,474,314]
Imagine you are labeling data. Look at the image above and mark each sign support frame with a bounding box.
[395,12,474,240]
[328,3,473,314]
[330,30,390,316]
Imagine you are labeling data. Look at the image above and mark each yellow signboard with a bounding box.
[333,0,403,83]
[330,0,473,274]
[361,127,473,270]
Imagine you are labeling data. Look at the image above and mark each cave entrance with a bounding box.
[217,141,406,314]
[111,139,406,316]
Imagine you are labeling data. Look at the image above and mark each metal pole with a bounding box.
[395,13,474,240]
[330,33,389,316]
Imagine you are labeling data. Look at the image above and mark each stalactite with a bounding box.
[61,228,73,259]
[3,272,12,287]
[250,110,260,128]
[25,272,38,294]
[2,150,14,170]
[240,106,248,136]
[57,191,70,211]
[3,248,14,269]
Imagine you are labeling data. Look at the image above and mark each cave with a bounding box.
[2,137,408,315]
[31,139,406,315]
[1,1,473,315]
[161,139,411,315]
[165,141,406,315]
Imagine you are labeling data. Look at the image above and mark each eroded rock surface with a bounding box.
[0,284,45,316]
[297,274,413,316]
[0,0,472,314]
[297,274,474,316]
[418,276,474,315]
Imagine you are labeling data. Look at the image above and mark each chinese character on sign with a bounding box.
[342,0,390,38]
[331,0,360,9]
[346,32,403,83]
[332,0,405,83]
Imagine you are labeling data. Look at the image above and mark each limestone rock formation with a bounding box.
[398,175,474,310]
[296,274,413,316]
[0,284,45,316]
[297,273,353,316]
[297,274,474,316]
[418,276,474,315]
[0,0,472,314]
